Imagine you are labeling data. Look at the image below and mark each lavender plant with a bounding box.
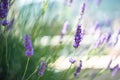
[0,0,120,80]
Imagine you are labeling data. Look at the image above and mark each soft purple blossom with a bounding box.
[73,24,82,48]
[69,58,76,64]
[24,35,34,57]
[95,34,106,48]
[95,0,102,6]
[60,21,69,39]
[38,61,47,76]
[111,64,120,77]
[118,29,120,35]
[106,32,112,43]
[1,19,8,26]
[68,0,73,6]
[105,18,111,26]
[0,0,10,29]
[0,0,9,18]
[94,22,100,30]
[7,18,14,30]
[74,60,82,77]
[80,2,86,15]
[0,9,7,18]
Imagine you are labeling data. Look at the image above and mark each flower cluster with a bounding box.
[74,60,82,77]
[0,0,9,26]
[73,24,82,48]
[38,61,47,76]
[24,35,34,57]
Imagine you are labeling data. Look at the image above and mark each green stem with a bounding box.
[21,57,30,80]
[37,76,40,80]
[5,32,9,74]
[26,66,39,80]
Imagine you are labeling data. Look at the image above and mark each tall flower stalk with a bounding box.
[22,34,34,80]
[37,61,47,80]
[0,0,11,77]
[73,24,82,48]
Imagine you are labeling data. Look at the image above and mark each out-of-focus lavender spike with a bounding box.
[95,33,107,48]
[94,22,100,30]
[106,32,112,43]
[24,35,34,57]
[61,21,69,37]
[80,2,86,15]
[118,28,120,35]
[99,35,106,44]
[0,9,7,18]
[107,59,112,69]
[7,18,14,30]
[60,21,69,43]
[69,57,76,64]
[1,19,8,26]
[69,0,73,3]
[95,0,102,6]
[81,29,86,37]
[68,0,73,6]
[111,64,120,77]
[38,61,47,76]
[74,60,82,77]
[113,36,118,46]
[105,18,111,26]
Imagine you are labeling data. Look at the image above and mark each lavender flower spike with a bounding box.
[38,61,47,76]
[106,32,112,43]
[69,57,76,64]
[80,2,86,15]
[60,21,69,38]
[111,64,120,77]
[74,60,82,77]
[24,35,34,57]
[73,24,82,48]
[2,19,8,26]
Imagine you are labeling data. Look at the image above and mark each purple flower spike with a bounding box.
[0,9,7,18]
[74,60,82,77]
[111,64,120,77]
[68,0,73,6]
[1,19,8,26]
[24,35,34,57]
[60,21,69,39]
[94,22,100,30]
[113,36,118,46]
[80,2,86,15]
[7,18,14,30]
[73,24,82,48]
[106,32,112,42]
[118,29,120,35]
[95,0,102,6]
[69,58,76,64]
[38,61,47,76]
[4,2,9,9]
